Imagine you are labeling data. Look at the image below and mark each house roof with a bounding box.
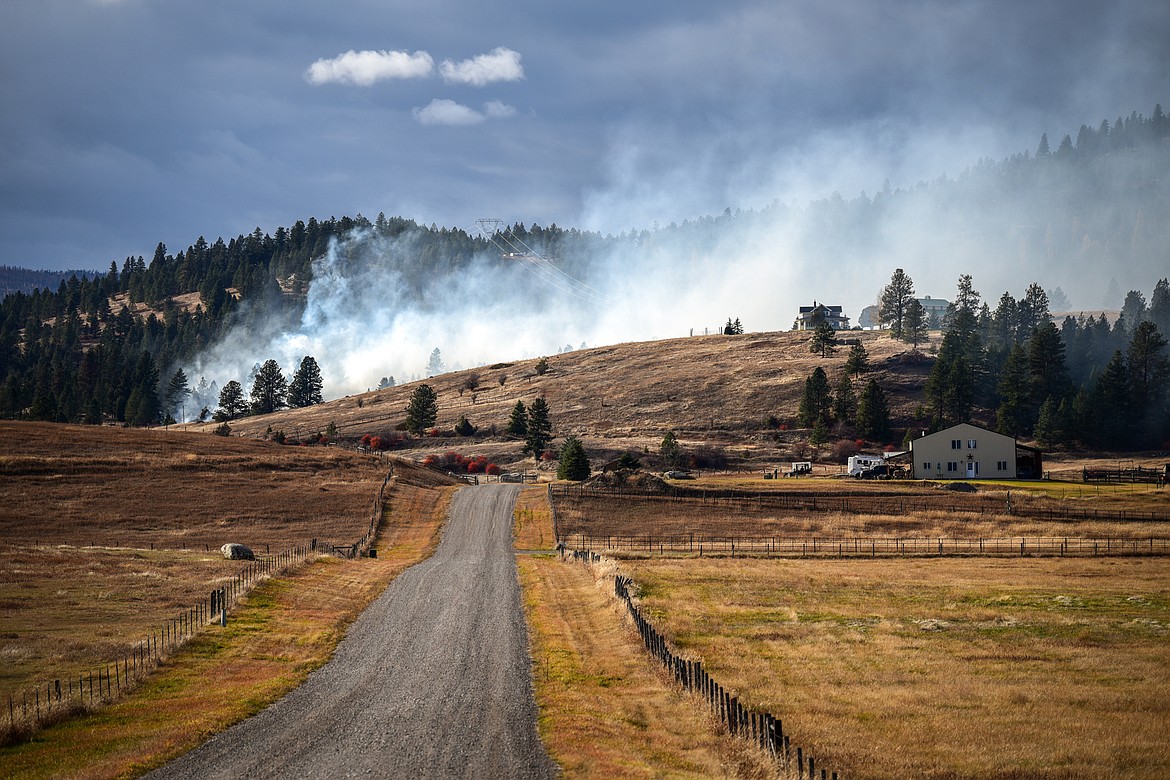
[909,421,1041,452]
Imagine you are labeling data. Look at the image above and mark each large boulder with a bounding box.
[221,543,255,560]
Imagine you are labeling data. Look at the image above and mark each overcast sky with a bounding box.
[1,0,1167,272]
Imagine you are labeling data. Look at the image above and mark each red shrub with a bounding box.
[485,463,501,476]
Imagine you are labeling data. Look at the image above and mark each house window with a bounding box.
[923,462,932,471]
[997,460,1008,471]
[967,439,977,449]
[947,461,958,472]
[951,439,961,449]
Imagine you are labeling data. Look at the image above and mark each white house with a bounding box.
[908,422,1042,480]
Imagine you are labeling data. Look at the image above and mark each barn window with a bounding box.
[951,439,961,449]
[923,461,932,471]
[967,439,977,449]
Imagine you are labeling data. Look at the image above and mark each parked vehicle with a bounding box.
[847,454,885,477]
[787,461,813,477]
[856,464,889,480]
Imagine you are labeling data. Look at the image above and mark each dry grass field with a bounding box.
[182,329,937,467]
[0,466,457,777]
[0,421,422,736]
[623,556,1170,779]
[553,480,1170,545]
[0,422,389,550]
[519,555,773,779]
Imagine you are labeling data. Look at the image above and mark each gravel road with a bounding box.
[149,484,556,780]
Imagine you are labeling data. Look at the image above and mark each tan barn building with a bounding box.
[908,423,1042,480]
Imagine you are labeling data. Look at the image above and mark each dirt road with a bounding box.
[149,484,556,779]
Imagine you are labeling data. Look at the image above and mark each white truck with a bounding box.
[847,454,886,477]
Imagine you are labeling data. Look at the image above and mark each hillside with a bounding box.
[189,329,934,467]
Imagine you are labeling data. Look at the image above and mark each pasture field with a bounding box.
[0,456,457,776]
[0,422,437,740]
[519,554,773,779]
[622,555,1170,779]
[553,476,1170,545]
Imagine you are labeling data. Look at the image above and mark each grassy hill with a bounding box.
[190,329,937,468]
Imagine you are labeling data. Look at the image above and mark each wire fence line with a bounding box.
[560,533,1170,559]
[3,464,398,745]
[549,483,1170,525]
[564,549,840,780]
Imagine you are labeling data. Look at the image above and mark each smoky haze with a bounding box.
[182,109,1169,403]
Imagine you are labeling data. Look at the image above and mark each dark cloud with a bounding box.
[0,0,1166,270]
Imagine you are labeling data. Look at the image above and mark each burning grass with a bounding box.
[623,556,1170,780]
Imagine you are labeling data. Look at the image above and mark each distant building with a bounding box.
[917,296,949,327]
[793,301,850,331]
[907,422,1042,480]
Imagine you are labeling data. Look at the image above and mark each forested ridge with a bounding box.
[0,106,1167,445]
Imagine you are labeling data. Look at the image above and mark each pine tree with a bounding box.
[903,298,927,348]
[507,400,528,437]
[879,268,915,338]
[215,380,247,421]
[288,355,324,408]
[659,430,685,469]
[164,368,191,422]
[426,348,444,377]
[856,379,891,442]
[1092,351,1131,448]
[798,367,833,427]
[404,383,438,435]
[834,373,857,425]
[249,359,287,415]
[557,435,591,480]
[995,345,1031,436]
[809,320,838,357]
[524,397,553,457]
[1033,397,1065,448]
[845,342,869,375]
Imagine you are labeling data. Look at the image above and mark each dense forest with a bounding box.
[0,106,1167,448]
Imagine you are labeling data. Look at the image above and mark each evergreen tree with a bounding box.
[454,414,477,436]
[1126,321,1169,440]
[798,367,833,427]
[995,345,1031,436]
[426,347,444,377]
[660,430,685,469]
[507,400,528,437]
[164,368,191,422]
[404,383,438,434]
[557,435,591,480]
[856,379,891,442]
[524,397,553,457]
[1091,351,1131,448]
[1148,279,1170,338]
[1033,397,1067,448]
[127,351,161,426]
[215,380,247,421]
[1027,322,1072,416]
[250,359,288,415]
[1120,291,1147,335]
[878,268,915,338]
[903,298,927,348]
[809,320,838,357]
[844,341,869,375]
[834,373,857,425]
[288,355,324,408]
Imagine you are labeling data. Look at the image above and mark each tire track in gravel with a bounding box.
[149,484,556,779]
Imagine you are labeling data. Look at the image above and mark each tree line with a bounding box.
[875,270,1170,449]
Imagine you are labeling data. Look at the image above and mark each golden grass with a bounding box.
[623,556,1170,780]
[0,422,389,550]
[555,489,1170,545]
[518,555,773,778]
[514,485,557,550]
[0,471,456,778]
